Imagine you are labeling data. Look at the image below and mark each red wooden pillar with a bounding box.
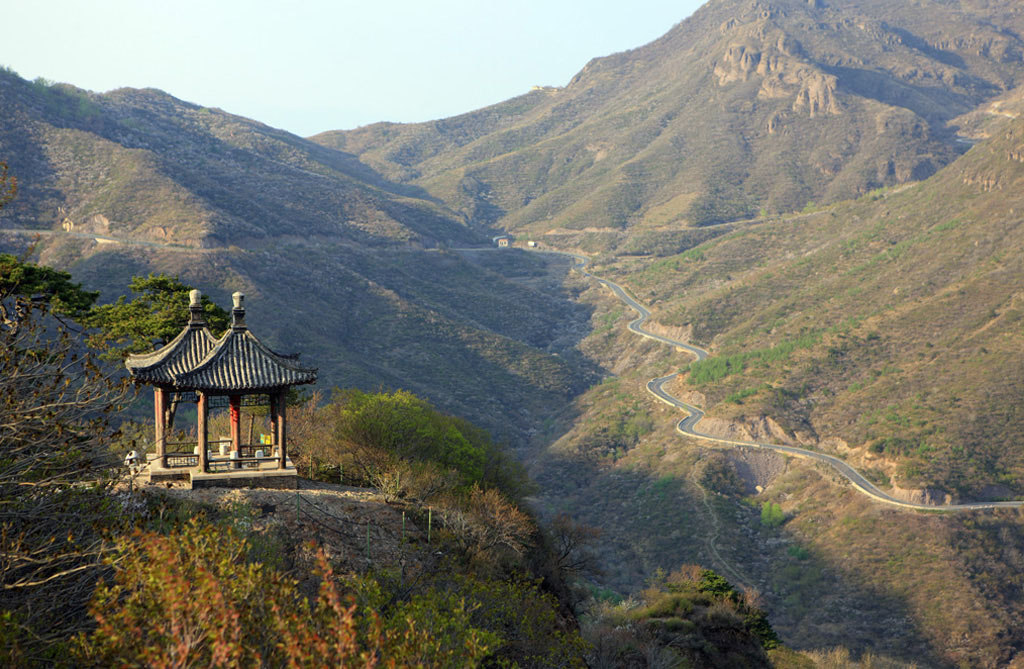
[154,387,167,467]
[197,392,208,473]
[229,394,241,450]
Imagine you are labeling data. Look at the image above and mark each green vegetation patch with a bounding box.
[687,330,822,385]
[760,501,785,528]
[585,565,780,666]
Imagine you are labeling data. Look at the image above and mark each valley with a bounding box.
[6,0,1024,664]
[547,248,1024,511]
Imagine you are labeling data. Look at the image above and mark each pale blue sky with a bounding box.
[2,0,704,136]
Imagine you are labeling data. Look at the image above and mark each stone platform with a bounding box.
[146,453,298,489]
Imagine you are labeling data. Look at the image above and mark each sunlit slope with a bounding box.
[612,109,1024,499]
[315,0,1024,238]
[0,69,477,248]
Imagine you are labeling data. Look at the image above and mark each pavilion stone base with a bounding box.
[190,467,297,490]
[145,453,298,489]
[146,453,191,483]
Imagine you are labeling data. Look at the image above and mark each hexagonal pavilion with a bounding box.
[125,290,317,487]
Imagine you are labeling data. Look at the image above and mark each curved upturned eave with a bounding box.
[124,325,219,386]
[172,328,317,392]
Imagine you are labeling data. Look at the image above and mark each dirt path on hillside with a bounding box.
[688,456,754,592]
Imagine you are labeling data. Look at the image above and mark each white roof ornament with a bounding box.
[231,292,246,330]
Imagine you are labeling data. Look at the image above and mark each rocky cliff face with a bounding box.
[713,21,841,118]
[888,479,956,506]
[698,414,808,446]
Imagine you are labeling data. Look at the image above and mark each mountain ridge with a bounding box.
[6,4,1024,662]
[0,67,596,445]
[521,100,1024,666]
[0,70,475,249]
[314,0,1024,242]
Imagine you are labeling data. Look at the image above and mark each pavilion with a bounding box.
[125,290,317,488]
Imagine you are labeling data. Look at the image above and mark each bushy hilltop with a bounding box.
[0,68,473,247]
[314,0,1024,239]
[0,67,596,445]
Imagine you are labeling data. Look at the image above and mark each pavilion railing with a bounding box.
[207,448,285,472]
[158,440,291,470]
[164,440,200,468]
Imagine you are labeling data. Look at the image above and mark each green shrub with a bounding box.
[688,331,822,385]
[293,388,532,504]
[761,502,785,528]
[585,565,780,664]
[76,519,496,667]
[726,385,764,404]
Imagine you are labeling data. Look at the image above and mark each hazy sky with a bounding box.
[2,0,705,137]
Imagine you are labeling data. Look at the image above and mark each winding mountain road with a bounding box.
[0,227,203,251]
[536,248,1024,513]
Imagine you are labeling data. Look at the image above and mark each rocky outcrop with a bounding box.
[75,213,112,235]
[723,448,787,493]
[646,321,701,354]
[792,72,840,117]
[827,439,959,506]
[819,436,853,455]
[889,478,956,506]
[714,26,839,117]
[698,414,798,445]
[715,45,764,84]
[961,172,1004,192]
[931,34,1024,63]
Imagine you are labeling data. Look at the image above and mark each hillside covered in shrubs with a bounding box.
[0,259,786,666]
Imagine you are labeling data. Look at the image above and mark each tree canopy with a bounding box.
[0,253,98,331]
[0,166,97,330]
[83,274,230,359]
[0,255,228,362]
[0,294,129,662]
[333,388,487,484]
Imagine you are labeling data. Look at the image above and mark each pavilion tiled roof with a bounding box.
[124,292,218,386]
[175,327,317,391]
[124,291,317,392]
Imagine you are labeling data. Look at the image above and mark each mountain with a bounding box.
[0,68,596,443]
[628,99,1024,501]
[314,0,1024,245]
[0,70,475,247]
[6,1,1024,663]
[518,86,1024,666]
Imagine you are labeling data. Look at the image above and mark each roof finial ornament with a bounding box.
[231,292,246,330]
[188,289,205,327]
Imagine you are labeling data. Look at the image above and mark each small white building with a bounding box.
[493,235,512,248]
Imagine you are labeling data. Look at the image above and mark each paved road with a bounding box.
[0,227,199,251]
[528,248,1024,513]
